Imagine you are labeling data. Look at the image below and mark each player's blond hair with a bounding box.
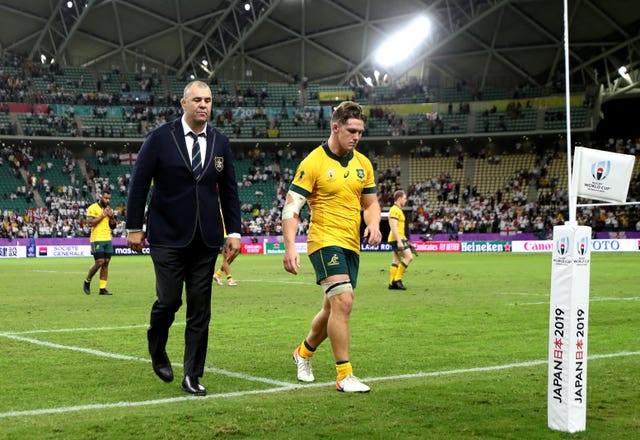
[331,101,365,125]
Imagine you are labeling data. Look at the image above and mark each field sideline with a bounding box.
[0,253,638,439]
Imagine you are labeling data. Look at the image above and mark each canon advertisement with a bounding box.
[511,238,637,253]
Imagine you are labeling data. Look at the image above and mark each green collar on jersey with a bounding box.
[322,141,353,167]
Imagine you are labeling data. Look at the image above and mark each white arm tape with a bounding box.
[282,190,307,220]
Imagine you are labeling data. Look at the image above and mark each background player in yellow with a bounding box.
[282,101,382,393]
[214,218,238,286]
[387,190,414,290]
[83,190,116,295]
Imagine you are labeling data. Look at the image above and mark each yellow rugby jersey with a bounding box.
[87,202,112,242]
[387,204,406,242]
[289,143,377,254]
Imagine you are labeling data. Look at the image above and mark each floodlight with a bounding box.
[374,15,431,68]
[618,65,632,84]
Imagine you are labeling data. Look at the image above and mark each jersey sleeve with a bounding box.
[86,204,100,219]
[362,154,377,195]
[288,158,315,198]
[388,205,401,221]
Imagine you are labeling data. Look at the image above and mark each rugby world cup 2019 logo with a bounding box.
[591,160,611,181]
[556,236,569,256]
[576,236,589,256]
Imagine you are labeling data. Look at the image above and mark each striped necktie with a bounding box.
[189,132,204,177]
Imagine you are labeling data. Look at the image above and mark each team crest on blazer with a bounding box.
[214,156,224,172]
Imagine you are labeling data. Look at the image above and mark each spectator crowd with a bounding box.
[1,50,639,242]
[2,139,640,242]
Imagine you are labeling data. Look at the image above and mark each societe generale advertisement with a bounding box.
[36,245,92,257]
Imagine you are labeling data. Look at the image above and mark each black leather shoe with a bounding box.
[181,376,206,396]
[150,351,174,383]
[99,288,113,295]
[83,281,91,295]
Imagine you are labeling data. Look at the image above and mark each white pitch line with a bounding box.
[510,301,553,306]
[228,279,308,284]
[508,296,640,306]
[28,274,308,283]
[7,294,639,335]
[1,350,638,419]
[2,324,158,335]
[0,386,298,419]
[30,270,87,274]
[493,292,548,297]
[0,333,292,388]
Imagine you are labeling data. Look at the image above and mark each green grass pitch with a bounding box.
[0,252,638,439]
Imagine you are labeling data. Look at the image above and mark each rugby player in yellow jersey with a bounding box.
[83,190,117,295]
[214,219,239,286]
[387,190,414,290]
[282,101,382,393]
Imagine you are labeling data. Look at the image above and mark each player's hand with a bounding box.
[127,231,145,253]
[363,225,382,247]
[283,248,300,275]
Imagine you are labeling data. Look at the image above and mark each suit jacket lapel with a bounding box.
[203,126,216,174]
[170,119,191,170]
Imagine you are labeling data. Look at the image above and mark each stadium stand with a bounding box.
[2,140,639,240]
[1,54,597,140]
[1,50,639,242]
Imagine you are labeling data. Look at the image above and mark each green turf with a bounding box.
[0,252,638,439]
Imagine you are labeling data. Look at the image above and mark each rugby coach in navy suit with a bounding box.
[125,80,241,396]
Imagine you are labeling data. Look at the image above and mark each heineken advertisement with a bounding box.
[461,241,512,253]
[264,242,308,254]
[264,242,286,254]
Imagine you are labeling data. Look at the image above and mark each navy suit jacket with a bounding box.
[125,118,241,248]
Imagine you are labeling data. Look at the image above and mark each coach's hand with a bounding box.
[127,231,146,253]
[226,237,241,260]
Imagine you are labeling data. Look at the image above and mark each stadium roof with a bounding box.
[0,0,638,96]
